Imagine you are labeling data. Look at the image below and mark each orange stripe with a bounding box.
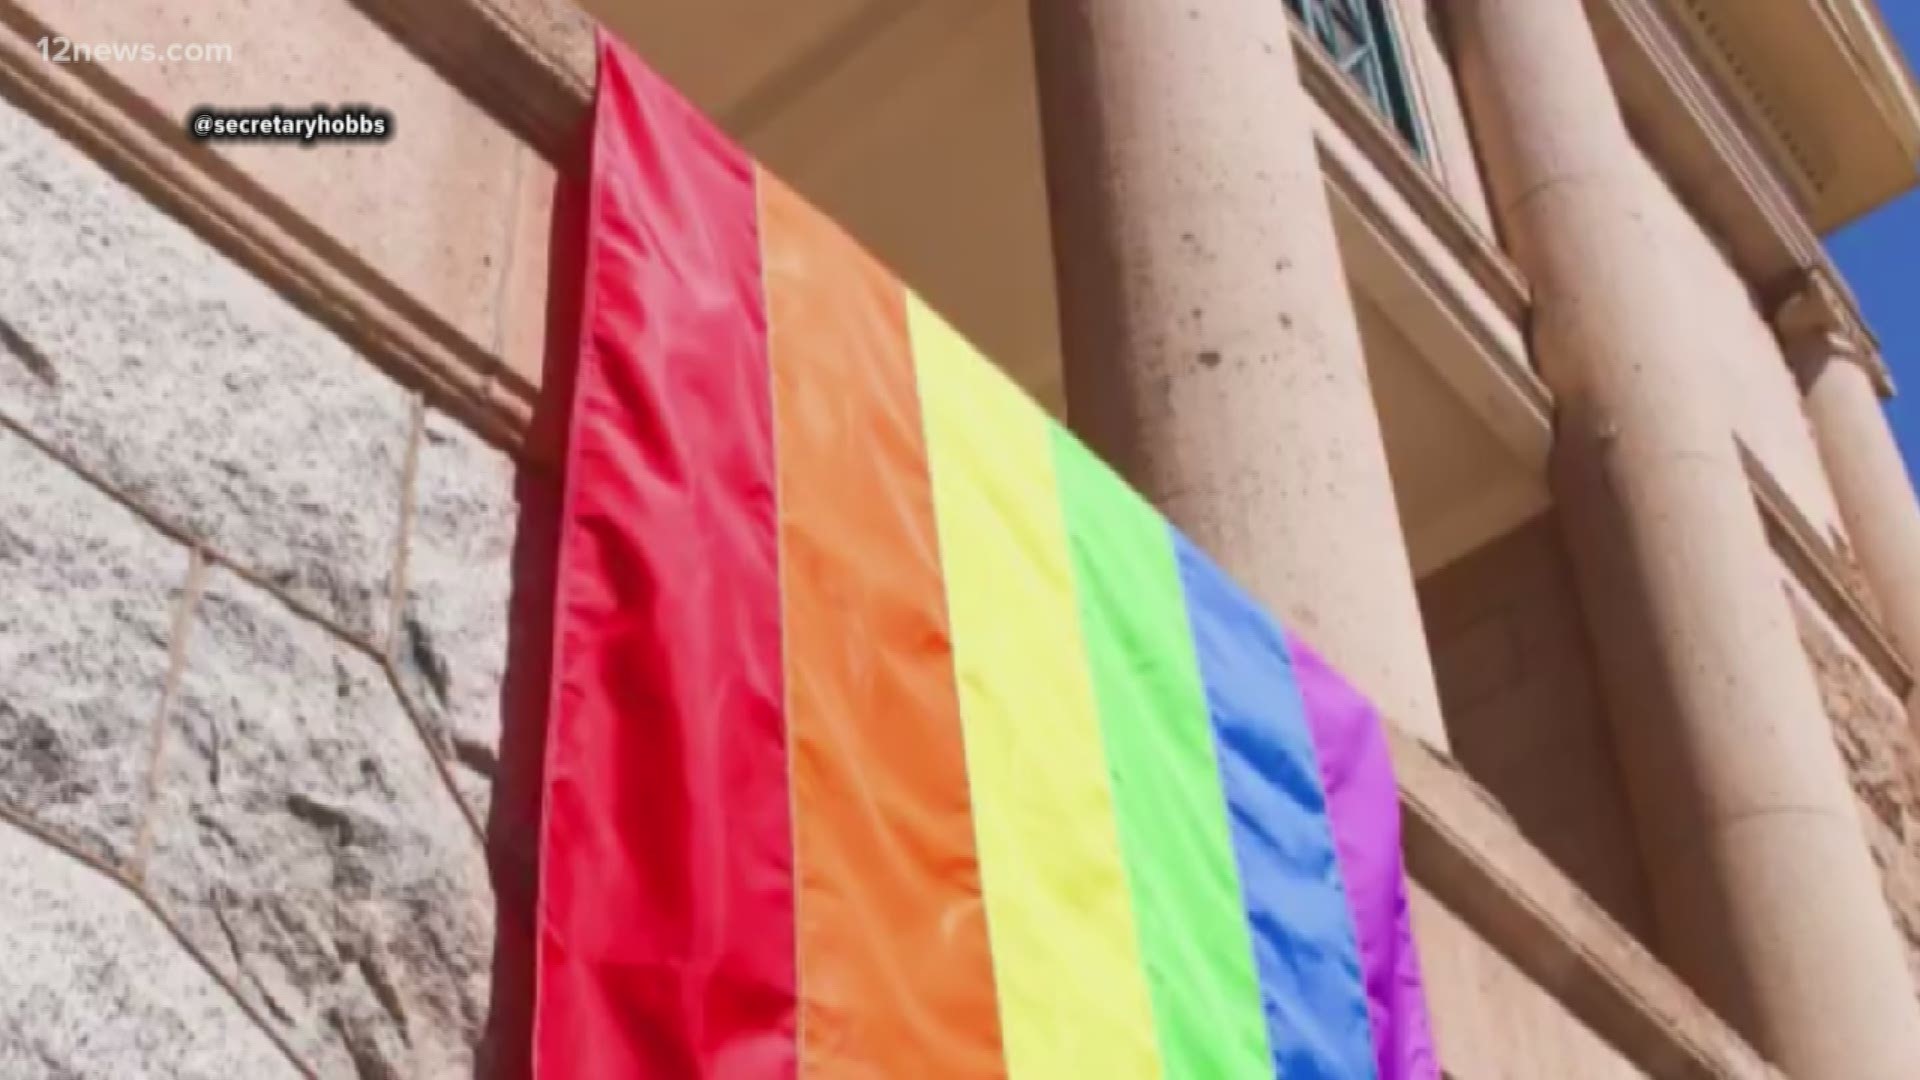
[762,170,1007,1077]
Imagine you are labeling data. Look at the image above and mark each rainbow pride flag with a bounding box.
[534,31,1437,1080]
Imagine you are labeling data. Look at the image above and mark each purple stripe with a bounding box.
[1286,636,1440,1080]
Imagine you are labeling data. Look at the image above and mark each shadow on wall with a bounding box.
[473,123,594,1080]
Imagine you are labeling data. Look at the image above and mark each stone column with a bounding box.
[1777,269,1920,729]
[1445,1,1920,1075]
[1028,0,1449,746]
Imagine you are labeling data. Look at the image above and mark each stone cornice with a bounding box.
[1585,0,1813,275]
[1657,0,1920,231]
[1581,0,1889,390]
[1393,733,1786,1080]
[346,0,592,164]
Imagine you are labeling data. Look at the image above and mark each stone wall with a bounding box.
[0,92,525,1078]
[1788,583,1920,996]
[1418,512,1657,943]
[1421,482,1920,1061]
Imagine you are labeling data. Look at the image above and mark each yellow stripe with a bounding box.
[910,294,1163,1080]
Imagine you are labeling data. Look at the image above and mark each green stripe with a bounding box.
[1050,431,1274,1078]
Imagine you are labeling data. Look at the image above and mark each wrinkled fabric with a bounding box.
[761,174,1005,1077]
[1292,641,1442,1080]
[1174,536,1381,1080]
[536,29,793,1080]
[1053,435,1273,1078]
[537,27,1440,1080]
[913,299,1164,1078]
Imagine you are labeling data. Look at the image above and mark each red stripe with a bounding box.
[535,31,795,1079]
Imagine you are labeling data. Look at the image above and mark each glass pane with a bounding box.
[1329,0,1370,37]
[1326,0,1369,25]
[1310,5,1339,52]
[1329,19,1367,60]
[1283,0,1427,159]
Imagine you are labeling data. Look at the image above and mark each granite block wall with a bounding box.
[0,91,526,1079]
[1789,586,1920,998]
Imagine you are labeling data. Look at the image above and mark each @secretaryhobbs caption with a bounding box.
[188,105,392,143]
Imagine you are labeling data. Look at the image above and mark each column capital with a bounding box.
[1769,265,1895,396]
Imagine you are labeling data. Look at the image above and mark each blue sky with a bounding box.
[1825,4,1920,482]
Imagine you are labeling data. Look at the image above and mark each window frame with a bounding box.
[1286,0,1430,159]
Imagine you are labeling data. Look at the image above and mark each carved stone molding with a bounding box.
[0,0,539,454]
[1740,441,1915,699]
[1393,732,1785,1080]
[1658,0,1920,232]
[347,0,593,163]
[1583,0,1881,377]
[1770,264,1896,397]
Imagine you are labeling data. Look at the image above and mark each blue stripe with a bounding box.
[1172,529,1380,1080]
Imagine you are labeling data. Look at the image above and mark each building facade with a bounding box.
[3,0,1920,1076]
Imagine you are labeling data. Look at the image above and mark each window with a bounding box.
[1286,0,1427,156]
